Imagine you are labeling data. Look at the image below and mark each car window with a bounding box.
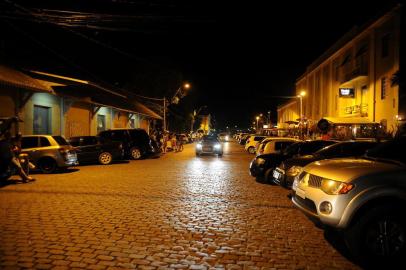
[202,135,218,142]
[341,142,378,156]
[21,137,39,149]
[69,139,80,147]
[275,141,295,151]
[82,137,98,146]
[53,136,69,146]
[283,142,302,155]
[39,137,51,147]
[366,139,406,164]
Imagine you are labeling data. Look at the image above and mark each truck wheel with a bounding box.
[344,205,406,266]
[99,152,113,165]
[130,147,142,160]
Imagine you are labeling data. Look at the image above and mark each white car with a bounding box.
[261,138,299,155]
[245,135,267,154]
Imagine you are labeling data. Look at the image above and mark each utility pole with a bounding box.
[163,98,166,131]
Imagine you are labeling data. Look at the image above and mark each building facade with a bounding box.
[0,66,161,138]
[278,6,403,135]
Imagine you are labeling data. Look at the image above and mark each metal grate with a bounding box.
[308,174,323,188]
[293,194,317,214]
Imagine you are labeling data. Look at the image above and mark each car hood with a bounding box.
[304,158,403,182]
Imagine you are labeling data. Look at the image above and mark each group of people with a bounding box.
[0,117,35,182]
[149,130,183,154]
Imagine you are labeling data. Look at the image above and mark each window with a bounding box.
[97,114,106,133]
[82,136,98,146]
[52,136,69,145]
[21,137,39,149]
[39,137,51,147]
[381,77,387,100]
[381,34,390,58]
[33,105,51,134]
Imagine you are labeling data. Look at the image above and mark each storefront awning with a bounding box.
[322,117,378,124]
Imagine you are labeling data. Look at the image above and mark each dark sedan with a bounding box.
[249,140,337,182]
[69,136,124,165]
[273,140,379,188]
[196,135,223,157]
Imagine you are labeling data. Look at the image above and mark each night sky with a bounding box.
[0,0,401,131]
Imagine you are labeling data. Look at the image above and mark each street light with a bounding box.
[297,91,306,139]
[164,83,191,131]
[256,116,260,131]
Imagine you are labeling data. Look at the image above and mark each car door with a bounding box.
[79,137,100,162]
[21,136,41,164]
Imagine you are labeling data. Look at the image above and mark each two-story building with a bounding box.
[278,5,403,136]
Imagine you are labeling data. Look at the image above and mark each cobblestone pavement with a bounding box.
[0,142,359,269]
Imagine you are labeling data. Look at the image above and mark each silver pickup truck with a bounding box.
[291,138,406,266]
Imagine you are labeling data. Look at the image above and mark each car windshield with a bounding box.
[365,139,406,165]
[283,142,301,155]
[53,136,69,146]
[201,135,218,142]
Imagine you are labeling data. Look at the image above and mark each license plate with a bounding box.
[273,170,281,179]
[203,147,212,151]
[296,187,306,199]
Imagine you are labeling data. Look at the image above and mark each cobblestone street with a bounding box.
[0,142,359,269]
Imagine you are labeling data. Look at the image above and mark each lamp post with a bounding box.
[297,91,306,139]
[256,116,259,131]
[163,83,191,131]
[268,111,271,126]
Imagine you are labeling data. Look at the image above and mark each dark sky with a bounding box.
[0,0,401,130]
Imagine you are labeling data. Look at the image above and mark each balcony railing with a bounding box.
[344,103,368,116]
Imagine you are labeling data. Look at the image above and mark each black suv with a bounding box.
[69,136,124,165]
[98,129,155,160]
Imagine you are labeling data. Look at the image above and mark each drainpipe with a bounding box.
[372,29,376,123]
[60,97,64,136]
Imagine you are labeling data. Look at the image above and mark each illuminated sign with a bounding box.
[339,88,355,98]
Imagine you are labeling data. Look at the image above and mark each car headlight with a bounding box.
[321,179,354,195]
[225,136,229,141]
[286,166,303,177]
[214,143,221,149]
[256,158,266,165]
[196,143,202,149]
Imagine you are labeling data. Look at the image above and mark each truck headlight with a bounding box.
[256,158,266,165]
[196,143,202,150]
[225,136,229,141]
[287,166,302,177]
[321,179,354,195]
[214,143,221,149]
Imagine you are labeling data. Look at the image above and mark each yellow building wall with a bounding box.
[295,9,400,132]
[65,102,90,138]
[112,110,129,128]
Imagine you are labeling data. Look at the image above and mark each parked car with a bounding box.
[98,128,155,160]
[245,135,267,154]
[273,141,379,188]
[21,135,78,173]
[250,140,337,182]
[68,136,124,165]
[196,135,223,157]
[239,134,251,145]
[260,138,299,155]
[291,138,406,266]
